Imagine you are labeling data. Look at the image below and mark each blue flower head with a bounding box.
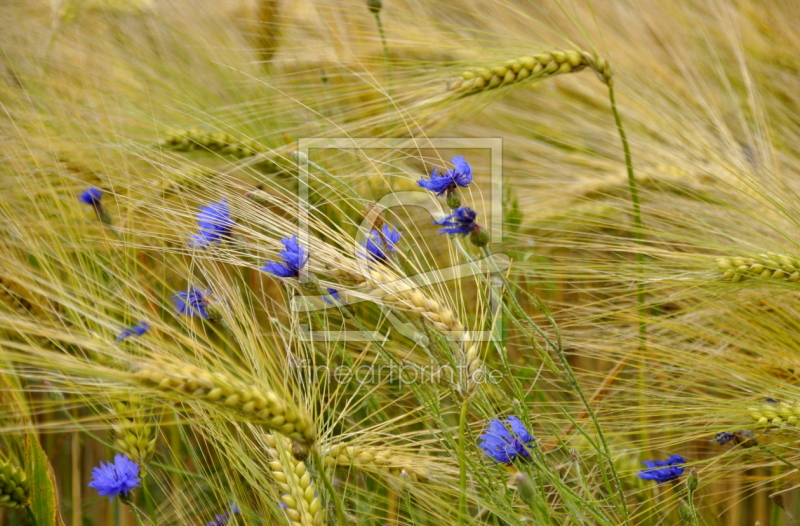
[261,235,308,278]
[87,454,141,501]
[171,287,210,319]
[206,503,240,526]
[115,321,151,343]
[79,186,103,206]
[190,198,235,248]
[637,454,686,484]
[478,416,536,465]
[437,207,479,236]
[323,288,341,304]
[417,155,473,195]
[362,224,402,263]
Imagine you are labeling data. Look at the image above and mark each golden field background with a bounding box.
[2,0,800,524]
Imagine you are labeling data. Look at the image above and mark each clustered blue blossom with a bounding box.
[171,286,211,319]
[261,235,308,278]
[115,321,151,343]
[87,454,141,501]
[637,454,686,484]
[190,198,235,248]
[363,224,402,263]
[417,155,472,195]
[205,503,240,526]
[437,207,479,236]
[478,416,536,465]
[78,186,103,206]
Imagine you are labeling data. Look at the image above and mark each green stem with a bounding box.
[128,503,148,526]
[758,443,800,472]
[607,85,645,351]
[553,340,631,524]
[312,450,347,526]
[25,505,39,526]
[608,83,649,457]
[457,400,470,525]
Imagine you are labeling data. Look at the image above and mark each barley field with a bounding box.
[1,0,799,524]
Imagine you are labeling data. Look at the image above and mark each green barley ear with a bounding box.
[458,340,483,400]
[134,363,315,445]
[447,50,612,95]
[323,444,431,482]
[568,435,645,492]
[160,127,265,158]
[265,434,324,526]
[110,398,157,467]
[748,400,799,426]
[0,458,29,509]
[717,253,800,283]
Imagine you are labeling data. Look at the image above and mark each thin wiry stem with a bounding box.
[457,400,470,525]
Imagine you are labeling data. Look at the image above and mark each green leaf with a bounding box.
[24,432,65,526]
[1,372,64,526]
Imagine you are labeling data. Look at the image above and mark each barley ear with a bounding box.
[717,253,800,283]
[748,400,800,426]
[110,398,158,467]
[448,50,614,95]
[0,459,29,508]
[135,363,316,445]
[323,443,431,482]
[265,434,324,526]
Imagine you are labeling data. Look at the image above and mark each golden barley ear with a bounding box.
[134,363,316,445]
[717,253,800,283]
[447,50,613,95]
[323,443,432,482]
[265,434,324,526]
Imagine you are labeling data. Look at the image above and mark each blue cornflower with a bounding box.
[417,155,472,195]
[323,288,341,304]
[190,198,235,248]
[478,416,536,465]
[87,454,141,502]
[261,235,308,278]
[362,224,402,263]
[115,321,151,343]
[437,207,479,236]
[637,454,686,484]
[171,287,210,319]
[78,186,103,206]
[206,503,240,526]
